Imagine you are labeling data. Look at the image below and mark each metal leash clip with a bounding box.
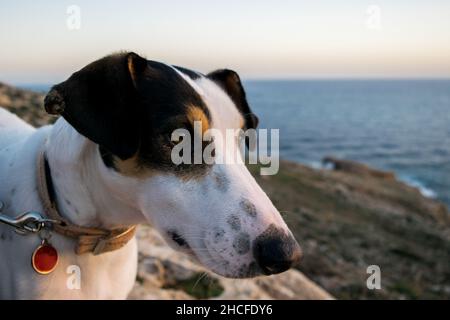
[0,201,61,235]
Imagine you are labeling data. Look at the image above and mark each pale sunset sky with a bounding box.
[1,0,449,84]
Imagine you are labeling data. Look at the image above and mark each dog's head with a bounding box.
[44,52,301,278]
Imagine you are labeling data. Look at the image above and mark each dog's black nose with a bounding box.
[253,225,302,275]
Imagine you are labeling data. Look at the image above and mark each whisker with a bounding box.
[192,272,209,291]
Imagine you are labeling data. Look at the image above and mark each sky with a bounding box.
[1,0,450,84]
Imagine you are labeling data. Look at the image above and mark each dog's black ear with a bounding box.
[207,69,259,130]
[44,52,148,160]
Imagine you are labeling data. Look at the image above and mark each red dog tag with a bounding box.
[32,242,58,274]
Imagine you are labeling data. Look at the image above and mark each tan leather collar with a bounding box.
[36,148,136,255]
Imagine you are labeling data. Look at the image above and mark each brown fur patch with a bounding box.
[239,116,245,129]
[127,56,138,87]
[187,105,210,135]
[112,153,150,178]
[112,152,210,181]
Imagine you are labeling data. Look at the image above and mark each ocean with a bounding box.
[20,80,450,207]
[244,80,450,207]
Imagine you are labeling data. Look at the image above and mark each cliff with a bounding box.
[249,161,450,299]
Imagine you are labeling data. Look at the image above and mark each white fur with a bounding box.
[0,76,293,299]
[0,111,137,299]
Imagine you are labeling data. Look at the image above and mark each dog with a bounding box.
[0,52,301,299]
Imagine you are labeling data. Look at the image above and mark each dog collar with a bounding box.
[36,148,137,256]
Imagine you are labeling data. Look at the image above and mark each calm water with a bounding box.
[20,80,450,207]
[244,80,450,207]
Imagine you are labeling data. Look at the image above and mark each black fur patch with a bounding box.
[233,232,250,255]
[46,53,141,160]
[99,145,116,169]
[45,52,212,175]
[240,199,257,217]
[227,215,241,231]
[213,228,226,243]
[214,173,230,192]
